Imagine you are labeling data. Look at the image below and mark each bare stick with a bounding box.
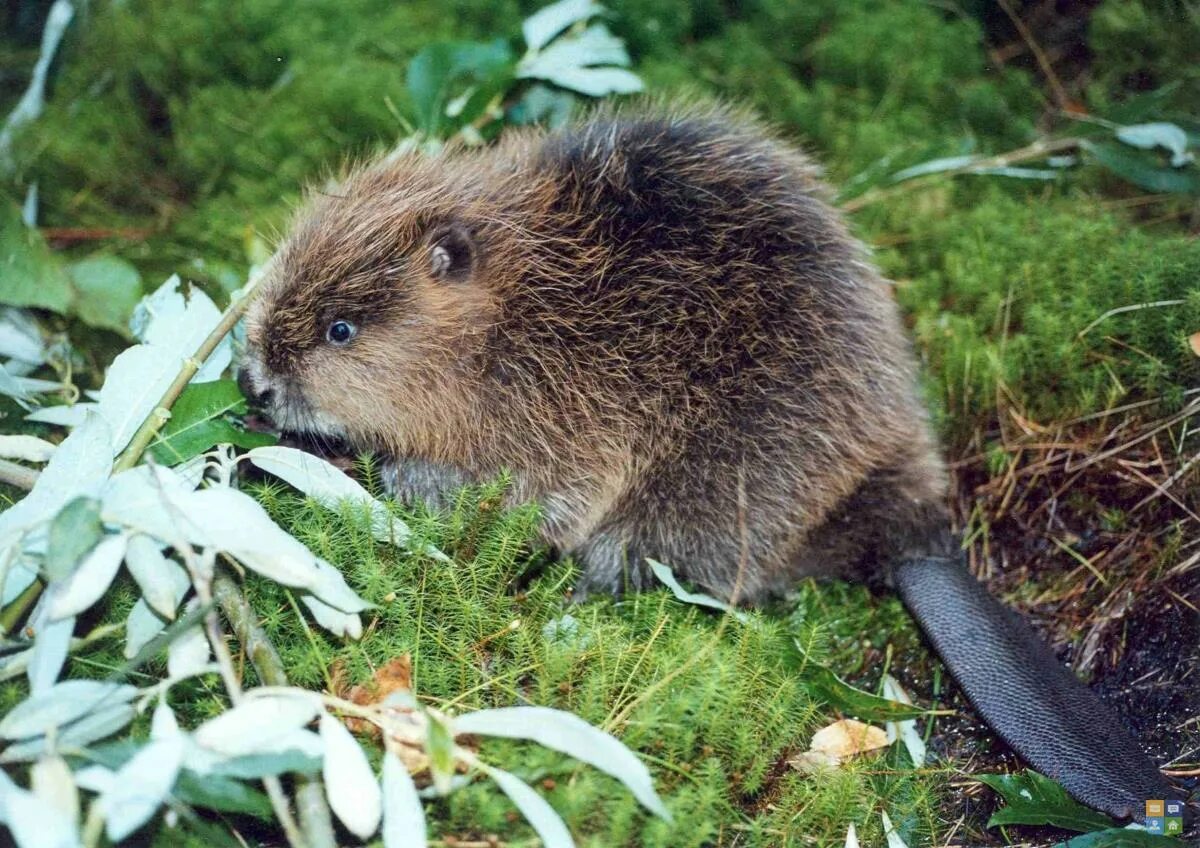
[0,458,39,490]
[214,573,338,848]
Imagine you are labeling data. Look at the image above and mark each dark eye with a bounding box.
[326,319,356,345]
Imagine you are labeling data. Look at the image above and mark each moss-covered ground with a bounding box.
[2,1,1198,845]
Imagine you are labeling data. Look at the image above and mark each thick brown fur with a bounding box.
[240,102,952,602]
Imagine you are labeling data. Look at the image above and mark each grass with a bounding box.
[1,0,1197,844]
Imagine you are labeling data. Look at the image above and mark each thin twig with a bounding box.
[996,0,1074,112]
[0,458,40,490]
[113,272,266,472]
[214,573,338,848]
[1075,299,1187,339]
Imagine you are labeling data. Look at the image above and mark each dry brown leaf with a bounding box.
[1189,331,1200,357]
[331,654,415,735]
[788,718,890,774]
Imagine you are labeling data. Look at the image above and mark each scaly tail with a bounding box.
[893,554,1177,821]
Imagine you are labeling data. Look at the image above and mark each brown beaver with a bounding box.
[238,103,1181,821]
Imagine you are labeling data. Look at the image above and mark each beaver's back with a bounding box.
[468,109,950,595]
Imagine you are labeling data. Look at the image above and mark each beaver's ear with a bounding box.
[427,224,477,282]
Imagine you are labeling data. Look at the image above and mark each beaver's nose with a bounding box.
[237,368,274,407]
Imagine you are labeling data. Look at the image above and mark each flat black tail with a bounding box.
[893,554,1176,822]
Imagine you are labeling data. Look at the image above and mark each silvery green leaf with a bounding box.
[0,361,35,406]
[519,24,631,79]
[0,767,81,848]
[31,754,78,828]
[1,701,137,763]
[320,712,382,838]
[27,595,73,692]
[151,699,181,741]
[844,822,860,848]
[301,594,363,639]
[47,533,128,621]
[646,558,749,623]
[382,750,427,848]
[72,765,115,795]
[43,496,103,582]
[455,706,670,820]
[167,600,211,679]
[480,762,573,848]
[0,308,46,365]
[184,729,324,779]
[882,675,925,767]
[0,412,112,551]
[527,65,642,97]
[246,445,446,560]
[96,344,181,456]
[125,534,189,620]
[309,557,371,614]
[880,810,910,848]
[100,734,185,842]
[2,559,38,605]
[130,275,229,382]
[193,693,321,757]
[186,487,325,588]
[888,155,978,183]
[100,465,206,545]
[0,680,137,740]
[0,435,55,462]
[124,597,166,659]
[522,0,602,50]
[24,403,98,428]
[1116,122,1194,167]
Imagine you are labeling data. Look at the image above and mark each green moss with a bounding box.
[51,481,937,847]
[877,188,1200,438]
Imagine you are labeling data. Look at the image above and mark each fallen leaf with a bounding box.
[331,655,415,736]
[1189,331,1200,357]
[788,718,889,773]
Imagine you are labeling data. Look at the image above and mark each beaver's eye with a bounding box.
[326,319,356,346]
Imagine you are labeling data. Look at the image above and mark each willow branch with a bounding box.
[840,136,1082,213]
[214,573,338,848]
[113,274,265,472]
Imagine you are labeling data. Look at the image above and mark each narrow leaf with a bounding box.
[47,533,128,621]
[100,735,185,842]
[523,0,603,50]
[124,534,189,620]
[382,750,427,848]
[166,601,212,679]
[0,679,137,739]
[193,693,321,757]
[455,706,670,820]
[320,712,383,838]
[481,762,574,848]
[0,434,55,462]
[647,558,748,623]
[1115,122,1193,167]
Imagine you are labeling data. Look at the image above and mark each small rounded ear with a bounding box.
[427,224,477,281]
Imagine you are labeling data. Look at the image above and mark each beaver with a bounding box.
[238,104,1181,821]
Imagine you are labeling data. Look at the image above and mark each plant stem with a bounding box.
[0,578,43,636]
[0,458,39,490]
[113,274,265,473]
[214,573,338,848]
[839,136,1083,213]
